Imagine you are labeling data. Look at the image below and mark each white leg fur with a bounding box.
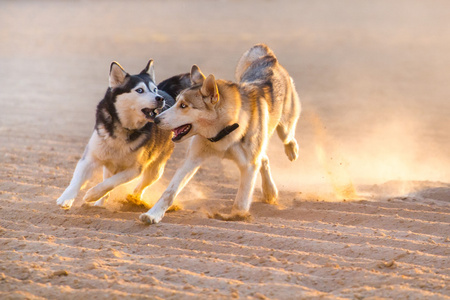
[56,154,98,209]
[133,160,166,198]
[93,195,109,207]
[232,161,260,213]
[260,155,278,204]
[93,167,112,207]
[277,86,301,162]
[140,157,203,224]
[83,168,140,203]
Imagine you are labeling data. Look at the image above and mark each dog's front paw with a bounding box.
[56,197,74,209]
[139,212,164,224]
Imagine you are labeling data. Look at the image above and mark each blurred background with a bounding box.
[1,0,449,199]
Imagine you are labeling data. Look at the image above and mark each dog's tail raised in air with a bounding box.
[235,43,276,82]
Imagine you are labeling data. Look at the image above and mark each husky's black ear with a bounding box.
[141,59,155,82]
[190,65,206,85]
[201,74,219,105]
[109,62,128,89]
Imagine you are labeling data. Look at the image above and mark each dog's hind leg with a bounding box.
[229,144,261,213]
[93,194,109,207]
[277,124,299,162]
[93,167,112,207]
[56,153,98,209]
[83,168,140,203]
[260,155,278,204]
[132,158,167,199]
[277,88,301,161]
[232,161,261,213]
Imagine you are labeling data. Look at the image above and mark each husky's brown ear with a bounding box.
[201,74,219,105]
[109,62,128,89]
[190,65,206,85]
[140,59,155,82]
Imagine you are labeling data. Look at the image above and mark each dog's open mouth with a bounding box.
[172,124,191,141]
[141,108,158,120]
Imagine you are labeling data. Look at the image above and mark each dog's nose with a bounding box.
[155,95,164,102]
[154,117,160,125]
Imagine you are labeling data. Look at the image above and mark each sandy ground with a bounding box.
[1,1,450,299]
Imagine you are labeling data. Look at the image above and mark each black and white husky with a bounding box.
[56,60,190,209]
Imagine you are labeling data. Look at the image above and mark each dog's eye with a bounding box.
[153,88,157,92]
[136,88,144,94]
[180,103,187,109]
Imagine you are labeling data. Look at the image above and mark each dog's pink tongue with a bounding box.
[173,126,184,137]
[172,124,190,139]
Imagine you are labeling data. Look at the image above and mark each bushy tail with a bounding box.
[235,44,276,82]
